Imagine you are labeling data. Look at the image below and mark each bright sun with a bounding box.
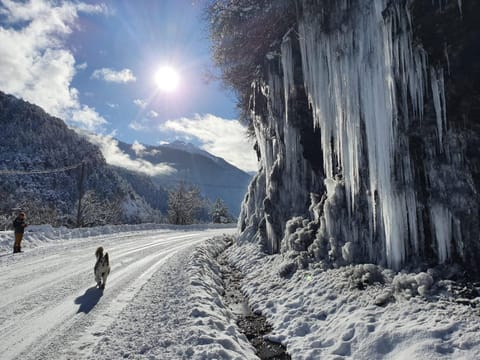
[155,66,180,92]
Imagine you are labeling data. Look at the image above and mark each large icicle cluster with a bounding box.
[238,0,479,273]
[297,0,438,269]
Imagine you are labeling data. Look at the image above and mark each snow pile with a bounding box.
[186,237,257,359]
[228,243,480,359]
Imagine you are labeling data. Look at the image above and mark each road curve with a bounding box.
[0,227,235,360]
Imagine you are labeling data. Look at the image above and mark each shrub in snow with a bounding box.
[278,261,298,278]
[278,250,311,278]
[281,216,318,252]
[345,263,385,289]
[308,219,329,260]
[415,272,434,296]
[392,273,415,298]
[374,288,394,306]
[392,271,434,298]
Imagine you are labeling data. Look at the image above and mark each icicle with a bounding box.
[444,43,450,75]
[431,67,447,147]
[281,30,295,124]
[297,0,449,269]
[457,0,463,17]
[430,203,452,263]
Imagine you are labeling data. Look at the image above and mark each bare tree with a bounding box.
[75,190,124,227]
[205,0,296,122]
[167,182,204,225]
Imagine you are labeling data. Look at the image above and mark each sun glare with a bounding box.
[155,66,180,92]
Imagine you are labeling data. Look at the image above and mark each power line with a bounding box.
[0,162,251,190]
[0,162,83,175]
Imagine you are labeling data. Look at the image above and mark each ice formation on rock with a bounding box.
[239,0,480,273]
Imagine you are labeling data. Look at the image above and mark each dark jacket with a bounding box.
[13,217,27,234]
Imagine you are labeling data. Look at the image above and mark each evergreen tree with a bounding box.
[211,198,233,223]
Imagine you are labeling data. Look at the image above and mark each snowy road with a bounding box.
[0,227,237,360]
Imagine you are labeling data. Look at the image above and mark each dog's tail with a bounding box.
[95,246,104,259]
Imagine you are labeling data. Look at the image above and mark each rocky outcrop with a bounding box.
[238,0,480,275]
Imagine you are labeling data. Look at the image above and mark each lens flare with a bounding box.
[155,66,180,92]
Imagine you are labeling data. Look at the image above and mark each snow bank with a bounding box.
[0,223,235,254]
[186,237,257,359]
[228,244,480,359]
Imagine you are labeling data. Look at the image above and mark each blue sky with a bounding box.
[0,0,257,173]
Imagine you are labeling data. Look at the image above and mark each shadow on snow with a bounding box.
[75,286,104,314]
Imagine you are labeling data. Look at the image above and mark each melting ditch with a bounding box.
[218,252,291,360]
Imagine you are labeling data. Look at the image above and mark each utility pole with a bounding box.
[76,162,85,227]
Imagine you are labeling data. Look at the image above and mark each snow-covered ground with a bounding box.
[2,224,480,359]
[227,241,480,359]
[0,224,257,360]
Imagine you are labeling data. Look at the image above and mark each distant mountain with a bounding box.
[116,140,252,216]
[0,91,159,226]
[0,90,251,226]
[112,166,169,214]
[162,140,219,162]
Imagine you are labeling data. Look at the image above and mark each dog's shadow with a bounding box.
[74,286,104,314]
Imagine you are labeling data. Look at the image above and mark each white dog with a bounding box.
[94,246,110,289]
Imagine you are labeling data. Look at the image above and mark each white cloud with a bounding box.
[147,110,159,118]
[83,133,176,176]
[0,0,107,131]
[106,102,118,108]
[91,68,136,83]
[128,120,146,131]
[131,140,146,156]
[76,62,88,70]
[161,114,258,173]
[133,98,147,109]
[132,140,160,157]
[70,103,107,130]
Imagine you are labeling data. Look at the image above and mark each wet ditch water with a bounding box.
[218,251,291,360]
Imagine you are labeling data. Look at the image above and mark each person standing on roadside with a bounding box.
[13,211,27,253]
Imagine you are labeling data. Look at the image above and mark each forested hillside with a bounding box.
[0,91,159,226]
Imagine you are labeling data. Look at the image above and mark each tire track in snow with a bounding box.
[0,228,232,360]
[0,233,201,339]
[0,232,197,313]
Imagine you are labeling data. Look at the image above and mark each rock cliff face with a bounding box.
[238,0,480,274]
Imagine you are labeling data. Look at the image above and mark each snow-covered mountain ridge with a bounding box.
[116,139,251,217]
[163,140,222,163]
[0,91,158,225]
